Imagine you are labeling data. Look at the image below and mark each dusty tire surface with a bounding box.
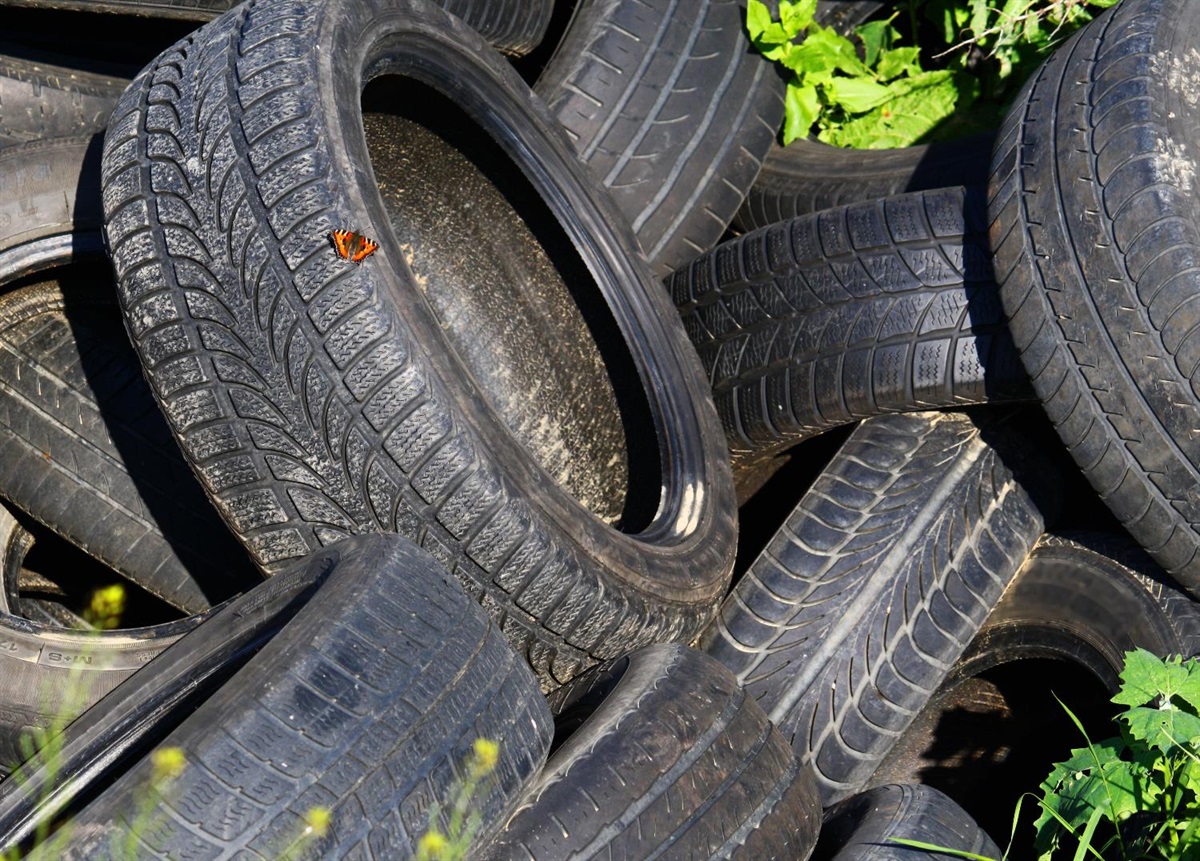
[30,533,554,861]
[670,185,1031,470]
[534,0,786,277]
[0,279,258,612]
[700,409,1057,804]
[988,0,1200,594]
[481,643,822,861]
[100,0,736,690]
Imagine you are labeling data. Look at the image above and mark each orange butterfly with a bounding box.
[329,228,379,264]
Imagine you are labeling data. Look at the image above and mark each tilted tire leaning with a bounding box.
[988,0,1200,595]
[26,533,554,860]
[533,0,786,277]
[100,0,737,690]
[480,644,822,861]
[700,409,1059,804]
[669,185,1031,473]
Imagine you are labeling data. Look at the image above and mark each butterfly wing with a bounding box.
[330,229,354,260]
[329,229,378,264]
[349,235,379,263]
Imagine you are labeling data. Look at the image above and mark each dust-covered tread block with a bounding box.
[99,0,736,691]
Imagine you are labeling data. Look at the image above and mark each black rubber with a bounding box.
[958,531,1200,686]
[870,530,1200,838]
[988,0,1200,595]
[0,134,105,284]
[732,1,993,234]
[0,46,129,146]
[737,133,994,234]
[815,784,1001,861]
[670,186,1032,471]
[0,544,329,851]
[700,409,1058,804]
[0,279,259,612]
[479,643,822,861]
[101,0,736,690]
[0,0,554,54]
[28,533,554,860]
[533,0,786,277]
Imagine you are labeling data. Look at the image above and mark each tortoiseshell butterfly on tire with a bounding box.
[329,228,379,264]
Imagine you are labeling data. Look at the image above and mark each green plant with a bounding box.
[746,0,1120,148]
[889,648,1200,861]
[416,737,501,861]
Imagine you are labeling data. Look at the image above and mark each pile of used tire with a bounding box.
[0,0,1195,857]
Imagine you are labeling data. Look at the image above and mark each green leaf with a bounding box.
[777,0,816,35]
[819,71,959,149]
[1113,649,1189,708]
[824,76,893,113]
[1121,705,1200,754]
[781,26,871,78]
[781,82,820,146]
[855,19,892,67]
[875,46,923,81]
[886,838,999,861]
[745,0,773,41]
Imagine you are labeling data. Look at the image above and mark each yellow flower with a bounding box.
[87,584,126,629]
[150,747,187,783]
[471,738,499,777]
[417,829,448,860]
[303,806,331,838]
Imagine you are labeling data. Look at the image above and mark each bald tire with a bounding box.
[480,644,822,861]
[700,409,1058,804]
[32,533,554,861]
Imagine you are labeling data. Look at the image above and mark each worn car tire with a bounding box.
[533,0,786,277]
[0,47,128,145]
[815,784,1001,861]
[871,530,1200,837]
[700,409,1058,804]
[0,0,553,54]
[0,134,105,282]
[480,643,822,861]
[0,542,331,849]
[101,0,736,690]
[670,185,1031,471]
[0,279,258,612]
[988,0,1200,594]
[29,533,554,860]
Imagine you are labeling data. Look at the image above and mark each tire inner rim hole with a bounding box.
[361,75,661,532]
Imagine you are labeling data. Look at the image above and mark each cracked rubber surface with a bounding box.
[534,0,786,277]
[99,0,736,691]
[0,46,127,146]
[480,643,822,861]
[700,409,1057,804]
[670,186,1032,471]
[988,0,1200,595]
[29,533,553,860]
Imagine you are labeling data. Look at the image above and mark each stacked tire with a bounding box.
[0,0,1195,859]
